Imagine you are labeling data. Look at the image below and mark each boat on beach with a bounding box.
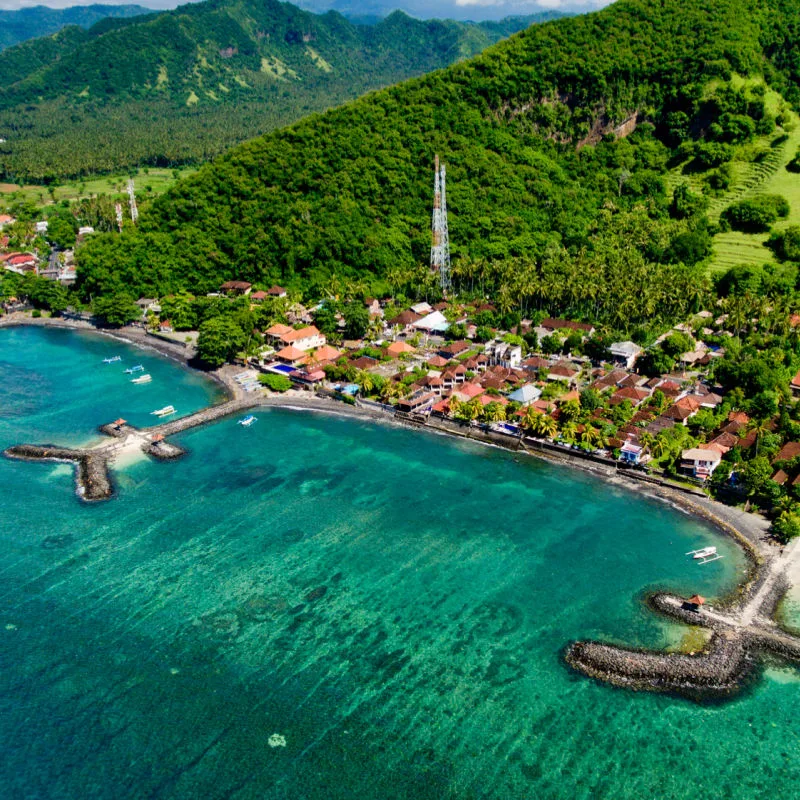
[103,356,122,363]
[131,374,152,384]
[125,365,144,374]
[151,405,176,416]
[238,415,257,427]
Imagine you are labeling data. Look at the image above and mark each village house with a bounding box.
[396,390,437,414]
[609,341,642,370]
[438,340,471,360]
[386,340,415,359]
[507,384,542,406]
[547,361,579,385]
[250,291,268,302]
[220,281,252,296]
[680,448,723,480]
[275,345,308,367]
[610,386,650,406]
[413,310,449,334]
[387,310,421,335]
[2,252,37,275]
[485,340,522,369]
[0,214,16,229]
[428,354,450,369]
[540,318,595,336]
[463,353,489,372]
[792,370,800,398]
[365,298,383,318]
[267,285,287,298]
[265,324,326,352]
[619,439,644,465]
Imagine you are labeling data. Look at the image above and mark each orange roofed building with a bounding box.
[265,324,326,352]
[275,345,308,366]
[386,341,415,358]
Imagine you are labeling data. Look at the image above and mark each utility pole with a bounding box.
[115,202,123,233]
[127,179,138,225]
[430,155,451,296]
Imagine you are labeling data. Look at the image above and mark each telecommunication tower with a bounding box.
[115,202,123,232]
[127,179,138,225]
[430,155,451,295]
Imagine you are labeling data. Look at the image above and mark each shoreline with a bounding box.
[4,314,794,701]
[0,313,773,566]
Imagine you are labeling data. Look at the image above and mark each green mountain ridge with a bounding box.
[73,0,800,333]
[0,4,151,52]
[0,0,562,181]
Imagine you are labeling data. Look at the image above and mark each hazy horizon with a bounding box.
[0,0,613,21]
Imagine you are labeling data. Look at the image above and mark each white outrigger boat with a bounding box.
[103,355,122,363]
[131,374,152,384]
[238,415,257,427]
[151,405,176,417]
[125,364,144,374]
[686,546,723,564]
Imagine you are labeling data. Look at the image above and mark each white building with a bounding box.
[485,340,522,368]
[609,341,642,370]
[680,448,722,481]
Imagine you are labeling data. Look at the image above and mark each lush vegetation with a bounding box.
[0,0,556,181]
[68,0,800,337]
[0,4,149,52]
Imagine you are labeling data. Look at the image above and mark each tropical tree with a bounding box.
[482,401,506,423]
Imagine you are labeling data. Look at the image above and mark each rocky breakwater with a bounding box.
[3,444,112,501]
[566,581,800,701]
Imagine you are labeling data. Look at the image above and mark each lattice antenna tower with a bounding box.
[430,155,451,295]
[127,179,138,225]
[115,202,123,232]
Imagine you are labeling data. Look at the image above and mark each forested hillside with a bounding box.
[0,4,150,52]
[0,0,557,181]
[73,0,800,334]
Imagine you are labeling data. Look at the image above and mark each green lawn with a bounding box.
[0,167,196,208]
[665,76,800,275]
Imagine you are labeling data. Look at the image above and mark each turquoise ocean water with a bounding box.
[1,326,800,799]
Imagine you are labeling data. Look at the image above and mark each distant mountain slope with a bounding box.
[73,0,800,324]
[0,4,151,52]
[0,0,555,181]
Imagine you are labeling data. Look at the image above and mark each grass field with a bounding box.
[666,77,800,275]
[0,167,196,208]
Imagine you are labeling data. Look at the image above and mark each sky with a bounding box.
[0,0,614,19]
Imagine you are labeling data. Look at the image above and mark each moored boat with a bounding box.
[151,405,176,416]
[103,355,122,363]
[131,374,152,384]
[238,415,257,427]
[125,364,144,374]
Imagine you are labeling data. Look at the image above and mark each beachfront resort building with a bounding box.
[680,448,723,480]
[265,324,326,352]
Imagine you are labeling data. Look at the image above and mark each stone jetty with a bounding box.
[566,542,800,701]
[4,444,113,501]
[3,398,256,502]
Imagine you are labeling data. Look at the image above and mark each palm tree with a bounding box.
[560,420,578,444]
[748,418,772,458]
[380,382,401,403]
[638,431,655,454]
[520,406,542,433]
[652,434,670,460]
[535,414,558,439]
[356,370,374,396]
[560,399,581,421]
[482,402,507,423]
[448,396,463,419]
